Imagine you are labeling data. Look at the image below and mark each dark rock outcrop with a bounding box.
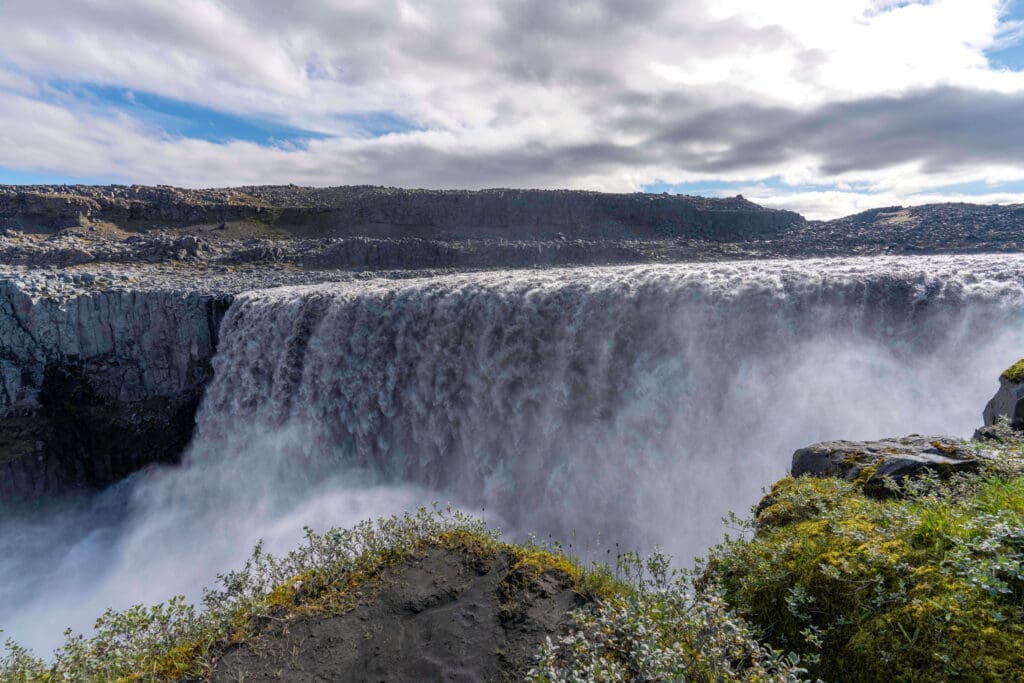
[800,202,1024,255]
[791,435,980,497]
[0,185,802,241]
[0,282,231,498]
[212,545,584,682]
[1,186,1023,269]
[982,359,1024,430]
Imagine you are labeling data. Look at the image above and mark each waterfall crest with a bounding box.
[191,255,1024,547]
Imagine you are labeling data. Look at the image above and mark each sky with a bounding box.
[0,1,1023,218]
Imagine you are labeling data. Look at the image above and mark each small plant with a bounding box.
[527,550,812,682]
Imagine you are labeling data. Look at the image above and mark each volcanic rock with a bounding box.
[791,435,980,497]
[982,359,1024,430]
[212,545,585,682]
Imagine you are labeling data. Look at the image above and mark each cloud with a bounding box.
[0,0,1023,218]
[750,189,1024,221]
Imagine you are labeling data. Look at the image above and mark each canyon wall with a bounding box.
[0,280,229,497]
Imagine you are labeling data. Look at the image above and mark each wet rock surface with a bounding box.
[0,279,230,497]
[212,546,584,683]
[791,435,981,497]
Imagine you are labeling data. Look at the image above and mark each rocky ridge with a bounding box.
[789,435,981,498]
[0,186,1021,273]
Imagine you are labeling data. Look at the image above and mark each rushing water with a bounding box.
[3,254,1024,656]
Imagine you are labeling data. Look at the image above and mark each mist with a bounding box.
[2,254,1024,658]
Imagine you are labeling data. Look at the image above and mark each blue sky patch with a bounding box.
[0,166,112,186]
[49,82,331,147]
[643,177,827,197]
[39,81,420,144]
[334,111,423,138]
[987,0,1024,70]
[914,179,1024,195]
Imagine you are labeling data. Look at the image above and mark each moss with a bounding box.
[146,525,624,680]
[1001,358,1024,383]
[853,463,878,486]
[755,476,852,529]
[706,464,1024,682]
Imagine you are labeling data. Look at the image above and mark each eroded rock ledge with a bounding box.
[790,435,980,498]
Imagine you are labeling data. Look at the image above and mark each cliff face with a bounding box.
[0,187,267,232]
[0,280,230,497]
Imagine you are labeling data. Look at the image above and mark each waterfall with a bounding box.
[191,254,1024,550]
[3,254,1024,655]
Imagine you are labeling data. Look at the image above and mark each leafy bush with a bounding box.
[701,427,1024,682]
[528,551,812,682]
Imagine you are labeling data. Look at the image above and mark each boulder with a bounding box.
[791,435,980,497]
[982,359,1024,429]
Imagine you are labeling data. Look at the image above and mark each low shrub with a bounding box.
[0,505,618,682]
[528,550,812,682]
[701,425,1024,682]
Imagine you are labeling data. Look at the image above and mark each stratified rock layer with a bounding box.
[0,185,801,240]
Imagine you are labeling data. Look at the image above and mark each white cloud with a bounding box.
[0,0,1022,217]
[751,189,1024,221]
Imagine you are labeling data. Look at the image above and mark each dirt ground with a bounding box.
[211,546,585,682]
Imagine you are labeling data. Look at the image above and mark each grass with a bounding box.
[700,422,1024,682]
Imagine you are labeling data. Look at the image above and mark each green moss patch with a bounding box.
[1001,358,1024,383]
[704,435,1024,682]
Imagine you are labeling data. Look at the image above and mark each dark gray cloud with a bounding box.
[622,87,1024,177]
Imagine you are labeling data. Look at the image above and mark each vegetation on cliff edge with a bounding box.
[1001,358,1024,383]
[6,426,1024,681]
[0,505,616,682]
[0,502,811,682]
[700,421,1024,682]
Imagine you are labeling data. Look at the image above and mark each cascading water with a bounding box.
[2,254,1024,656]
